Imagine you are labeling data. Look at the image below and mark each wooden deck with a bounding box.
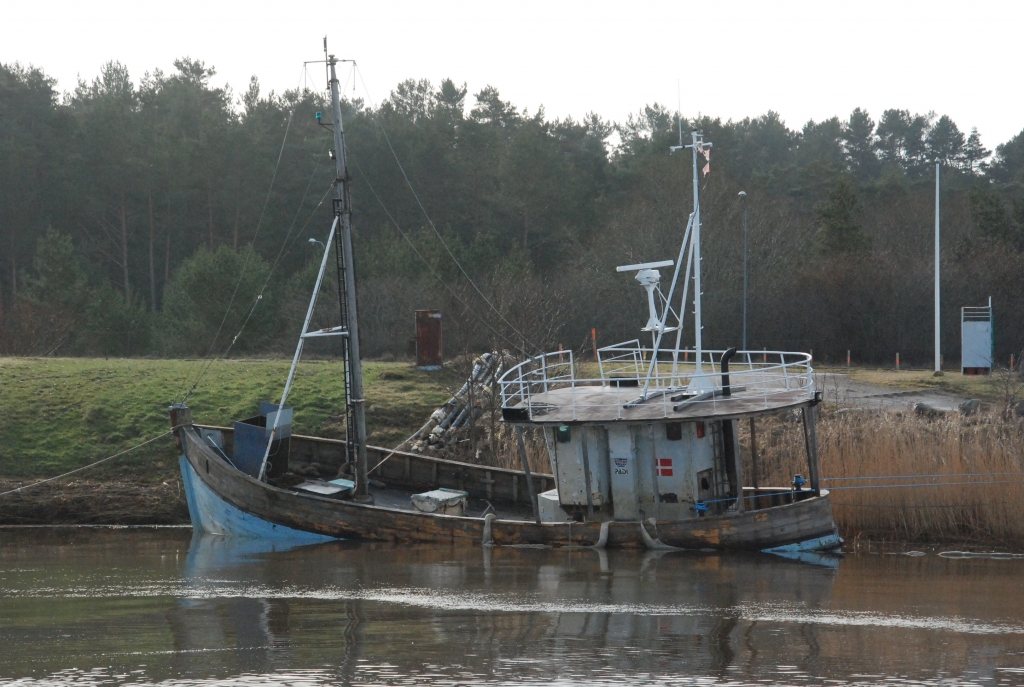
[514,382,813,423]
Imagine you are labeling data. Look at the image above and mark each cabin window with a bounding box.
[556,425,572,443]
[665,422,682,441]
[696,421,705,439]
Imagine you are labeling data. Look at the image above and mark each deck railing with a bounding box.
[499,342,815,421]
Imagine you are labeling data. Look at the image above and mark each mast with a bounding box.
[666,127,711,392]
[690,131,703,377]
[329,55,371,502]
[686,130,712,390]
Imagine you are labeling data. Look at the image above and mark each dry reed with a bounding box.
[756,410,1024,545]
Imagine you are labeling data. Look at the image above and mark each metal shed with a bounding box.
[415,310,443,370]
[961,297,993,375]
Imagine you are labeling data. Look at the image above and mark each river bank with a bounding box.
[2,357,1022,546]
[0,357,450,525]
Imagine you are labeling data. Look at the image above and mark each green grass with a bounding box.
[0,357,453,480]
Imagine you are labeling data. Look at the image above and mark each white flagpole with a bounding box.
[934,158,941,374]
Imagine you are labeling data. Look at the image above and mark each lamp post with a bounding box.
[739,190,748,350]
[934,158,941,375]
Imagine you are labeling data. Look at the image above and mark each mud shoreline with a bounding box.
[0,479,189,526]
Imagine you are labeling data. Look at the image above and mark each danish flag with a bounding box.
[657,458,673,477]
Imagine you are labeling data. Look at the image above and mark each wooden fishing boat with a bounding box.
[170,59,840,553]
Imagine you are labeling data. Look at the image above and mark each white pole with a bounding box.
[258,217,340,481]
[739,190,748,351]
[691,130,704,380]
[934,158,941,373]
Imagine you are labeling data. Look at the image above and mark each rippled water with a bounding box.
[3,529,1024,685]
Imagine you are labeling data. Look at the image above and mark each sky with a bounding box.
[4,0,1023,149]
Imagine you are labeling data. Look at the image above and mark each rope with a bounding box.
[355,66,542,354]
[833,503,1005,509]
[0,431,174,498]
[827,479,1024,491]
[367,431,420,476]
[824,472,1024,481]
[698,490,795,506]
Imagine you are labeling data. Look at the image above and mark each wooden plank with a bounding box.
[517,385,813,424]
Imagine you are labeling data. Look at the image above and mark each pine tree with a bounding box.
[816,178,869,254]
[842,108,878,178]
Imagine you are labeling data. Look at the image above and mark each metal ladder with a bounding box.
[709,420,731,511]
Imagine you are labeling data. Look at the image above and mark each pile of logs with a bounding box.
[409,351,511,453]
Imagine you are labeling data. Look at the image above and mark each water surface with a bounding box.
[2,528,1024,685]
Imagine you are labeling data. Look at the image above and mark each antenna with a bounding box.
[677,79,683,148]
[616,261,677,334]
[323,36,329,90]
[616,260,673,272]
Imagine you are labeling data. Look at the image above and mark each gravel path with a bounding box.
[816,373,969,412]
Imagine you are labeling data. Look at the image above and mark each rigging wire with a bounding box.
[354,65,541,354]
[178,61,323,404]
[177,109,295,404]
[185,183,336,400]
[352,161,529,356]
[823,472,1024,481]
[827,479,1024,491]
[232,185,336,345]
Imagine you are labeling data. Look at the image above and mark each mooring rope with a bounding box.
[0,431,175,498]
[827,479,1024,491]
[824,472,1024,481]
[366,431,421,477]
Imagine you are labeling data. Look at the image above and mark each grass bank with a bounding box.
[0,357,453,478]
[0,357,453,523]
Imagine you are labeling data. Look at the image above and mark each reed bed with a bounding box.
[756,410,1024,546]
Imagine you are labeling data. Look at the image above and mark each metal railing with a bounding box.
[499,342,815,422]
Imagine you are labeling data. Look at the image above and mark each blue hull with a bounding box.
[179,455,335,543]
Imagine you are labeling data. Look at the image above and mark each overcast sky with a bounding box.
[4,0,1023,149]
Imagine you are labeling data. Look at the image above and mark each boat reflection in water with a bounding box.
[169,533,841,683]
[6,528,1024,685]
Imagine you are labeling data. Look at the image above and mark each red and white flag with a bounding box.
[656,458,674,477]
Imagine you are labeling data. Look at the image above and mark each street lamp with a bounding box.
[934,158,941,375]
[739,190,748,350]
[308,238,326,250]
